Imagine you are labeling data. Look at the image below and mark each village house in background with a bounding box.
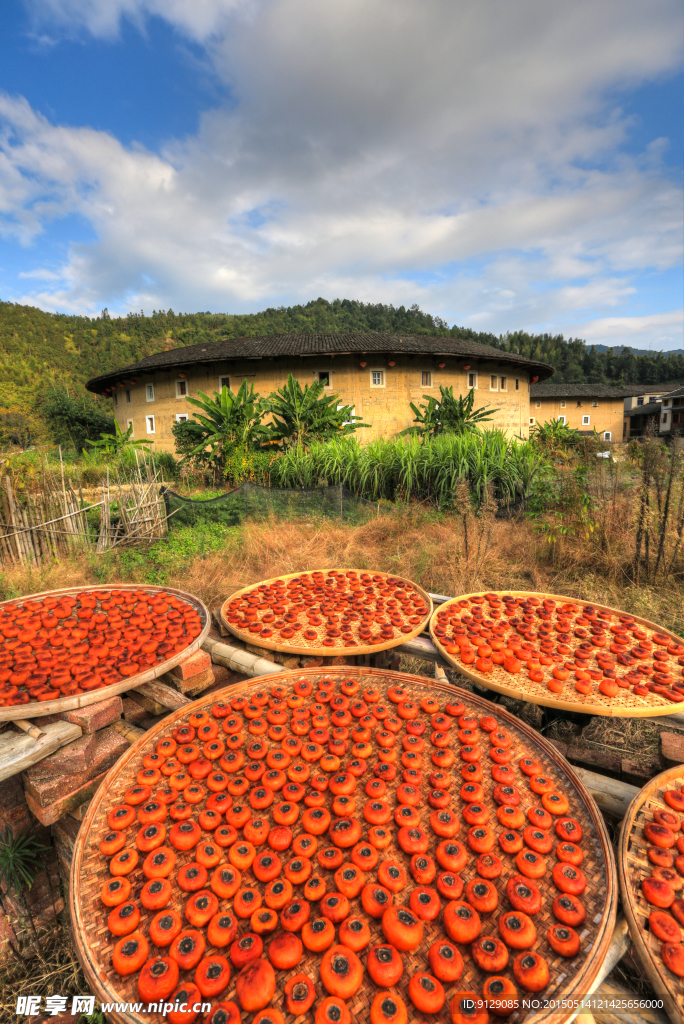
[529,382,626,441]
[86,332,553,449]
[621,381,684,439]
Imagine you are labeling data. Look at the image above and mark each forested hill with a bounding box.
[1,297,683,444]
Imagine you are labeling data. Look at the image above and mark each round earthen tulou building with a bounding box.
[86,332,553,450]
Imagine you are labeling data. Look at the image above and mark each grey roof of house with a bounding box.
[531,380,684,399]
[626,402,663,416]
[86,332,554,393]
[530,382,629,399]
[665,386,684,400]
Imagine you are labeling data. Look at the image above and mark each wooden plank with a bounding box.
[0,721,82,782]
[132,680,192,710]
[396,635,450,665]
[574,768,639,819]
[109,719,146,745]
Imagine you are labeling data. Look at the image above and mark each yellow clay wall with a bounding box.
[111,355,533,451]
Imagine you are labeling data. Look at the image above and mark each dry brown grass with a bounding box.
[2,509,682,637]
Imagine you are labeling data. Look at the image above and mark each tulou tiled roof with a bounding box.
[86,332,554,393]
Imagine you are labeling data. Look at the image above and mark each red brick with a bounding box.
[162,667,214,695]
[60,695,122,733]
[169,649,211,680]
[661,732,684,764]
[23,727,128,808]
[122,697,149,724]
[24,770,108,826]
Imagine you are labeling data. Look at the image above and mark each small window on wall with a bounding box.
[535,401,541,409]
[146,384,155,402]
[338,404,355,426]
[127,419,133,434]
[592,400,598,408]
[582,415,590,426]
[558,416,566,424]
[500,376,507,391]
[318,371,331,387]
[421,371,432,387]
[662,413,669,424]
[468,372,477,389]
[220,376,230,391]
[176,413,189,423]
[176,379,188,398]
[490,375,497,390]
[113,391,118,407]
[125,389,131,405]
[637,397,644,406]
[515,379,519,391]
[146,415,155,434]
[603,432,612,441]
[560,400,566,408]
[370,370,385,387]
[529,417,536,426]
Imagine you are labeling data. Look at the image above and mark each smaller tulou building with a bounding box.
[529,383,626,441]
[87,332,553,450]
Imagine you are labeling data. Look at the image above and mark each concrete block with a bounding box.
[661,731,684,764]
[60,696,122,734]
[122,697,149,724]
[170,650,211,680]
[23,727,128,808]
[25,770,108,826]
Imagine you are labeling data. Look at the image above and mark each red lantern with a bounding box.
[463,365,470,371]
[531,376,538,384]
[388,361,396,367]
[438,362,445,369]
[179,372,186,378]
[360,362,367,368]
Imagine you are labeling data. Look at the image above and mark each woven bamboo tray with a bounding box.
[430,591,684,718]
[0,585,210,722]
[220,569,433,657]
[70,667,616,1024]
[619,766,684,1024]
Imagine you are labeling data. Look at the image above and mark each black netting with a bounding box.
[162,483,380,528]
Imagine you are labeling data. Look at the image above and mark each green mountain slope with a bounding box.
[1,297,683,447]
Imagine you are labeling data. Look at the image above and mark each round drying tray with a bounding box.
[220,569,433,657]
[70,667,616,1024]
[619,766,684,1024]
[0,585,210,721]
[430,591,684,718]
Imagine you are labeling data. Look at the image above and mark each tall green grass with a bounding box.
[270,432,550,508]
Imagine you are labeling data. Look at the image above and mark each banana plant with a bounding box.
[400,386,498,438]
[179,381,270,465]
[84,420,152,455]
[262,374,368,452]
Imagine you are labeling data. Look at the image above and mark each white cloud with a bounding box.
[570,310,684,351]
[3,0,683,346]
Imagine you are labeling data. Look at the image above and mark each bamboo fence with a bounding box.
[0,450,169,566]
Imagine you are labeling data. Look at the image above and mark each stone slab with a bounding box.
[169,649,211,680]
[60,695,122,734]
[25,770,108,826]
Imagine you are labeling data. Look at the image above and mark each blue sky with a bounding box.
[0,0,682,349]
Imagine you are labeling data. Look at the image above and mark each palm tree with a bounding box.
[401,386,498,438]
